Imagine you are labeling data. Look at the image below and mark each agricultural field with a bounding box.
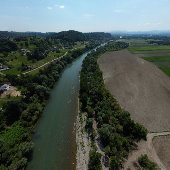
[153,135,170,169]
[98,49,170,132]
[128,45,170,51]
[118,38,151,46]
[128,45,170,76]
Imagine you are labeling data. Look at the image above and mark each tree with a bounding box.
[89,150,102,170]
[3,100,24,125]
[138,154,157,170]
[110,156,123,170]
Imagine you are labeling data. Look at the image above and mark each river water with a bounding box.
[27,51,90,170]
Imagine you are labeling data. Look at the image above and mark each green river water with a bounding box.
[27,51,90,170]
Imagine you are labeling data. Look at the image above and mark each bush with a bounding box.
[110,156,123,170]
[138,154,157,170]
[89,149,102,170]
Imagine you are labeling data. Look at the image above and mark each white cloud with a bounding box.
[155,22,161,26]
[144,22,151,26]
[55,4,65,9]
[47,6,53,10]
[113,9,123,13]
[59,5,65,9]
[83,14,94,17]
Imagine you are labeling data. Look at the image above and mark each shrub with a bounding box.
[138,154,157,170]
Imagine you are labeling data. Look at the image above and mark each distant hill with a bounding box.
[84,32,112,40]
[48,30,86,42]
[48,30,112,42]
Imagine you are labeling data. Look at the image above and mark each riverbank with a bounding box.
[76,111,90,170]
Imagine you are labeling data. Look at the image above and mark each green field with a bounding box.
[128,43,170,77]
[159,66,170,76]
[142,56,170,62]
[142,56,170,77]
[128,46,170,51]
[125,39,150,46]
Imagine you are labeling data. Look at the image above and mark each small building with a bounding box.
[21,49,31,56]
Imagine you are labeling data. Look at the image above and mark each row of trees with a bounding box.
[0,44,98,169]
[80,42,147,170]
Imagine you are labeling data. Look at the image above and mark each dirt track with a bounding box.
[98,49,170,132]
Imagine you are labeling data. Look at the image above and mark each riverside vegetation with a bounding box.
[79,42,148,169]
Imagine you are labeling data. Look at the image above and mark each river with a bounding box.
[26,42,108,170]
[27,51,90,170]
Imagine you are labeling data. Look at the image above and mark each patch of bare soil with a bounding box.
[98,49,170,132]
[0,87,21,98]
[153,135,170,169]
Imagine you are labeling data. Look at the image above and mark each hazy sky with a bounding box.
[0,0,170,32]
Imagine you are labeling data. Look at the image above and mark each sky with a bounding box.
[0,0,170,32]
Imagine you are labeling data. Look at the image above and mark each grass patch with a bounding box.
[34,50,65,67]
[142,56,170,62]
[142,56,170,77]
[126,39,150,46]
[0,96,22,108]
[0,122,27,145]
[159,66,170,76]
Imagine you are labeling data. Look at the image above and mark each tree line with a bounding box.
[79,42,147,170]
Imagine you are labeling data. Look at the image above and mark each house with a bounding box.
[21,49,31,55]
